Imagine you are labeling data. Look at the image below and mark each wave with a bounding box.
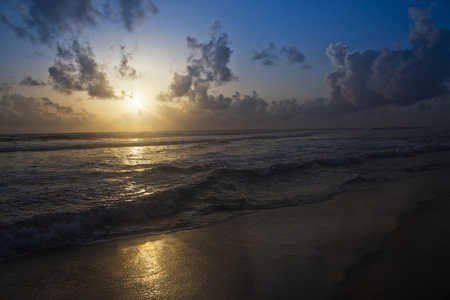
[0,165,331,261]
[2,146,450,261]
[0,137,214,153]
[0,129,320,153]
[2,128,450,260]
[0,154,344,261]
[0,190,182,261]
[217,145,450,177]
[128,143,450,181]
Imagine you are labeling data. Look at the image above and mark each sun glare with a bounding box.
[125,91,148,112]
[129,97,142,109]
[115,88,172,131]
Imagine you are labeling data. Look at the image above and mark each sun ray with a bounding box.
[124,91,150,113]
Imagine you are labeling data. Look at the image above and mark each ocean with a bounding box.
[1,127,450,261]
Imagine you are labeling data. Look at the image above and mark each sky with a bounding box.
[1,0,450,133]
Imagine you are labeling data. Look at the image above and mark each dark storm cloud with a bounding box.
[115,45,139,79]
[0,0,159,44]
[252,42,279,66]
[0,92,97,126]
[319,7,450,113]
[158,20,237,110]
[252,42,309,68]
[416,102,432,111]
[48,40,117,99]
[20,76,46,87]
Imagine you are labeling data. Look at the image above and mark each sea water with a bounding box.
[1,128,449,260]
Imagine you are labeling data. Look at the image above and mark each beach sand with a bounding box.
[1,167,449,299]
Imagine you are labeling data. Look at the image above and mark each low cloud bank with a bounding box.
[0,89,98,127]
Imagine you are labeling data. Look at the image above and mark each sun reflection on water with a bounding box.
[122,146,145,166]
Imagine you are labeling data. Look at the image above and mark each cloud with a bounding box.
[416,102,432,111]
[252,42,309,68]
[0,0,98,44]
[0,92,97,126]
[115,45,140,79]
[319,6,450,113]
[0,0,159,44]
[188,84,232,110]
[157,23,312,117]
[1,1,156,102]
[48,40,117,99]
[281,46,309,68]
[252,42,279,66]
[186,19,237,84]
[268,98,302,120]
[231,91,268,114]
[20,76,46,87]
[168,73,193,98]
[266,97,333,120]
[158,20,237,110]
[325,43,349,67]
[116,0,159,32]
[156,6,450,126]
[0,82,15,94]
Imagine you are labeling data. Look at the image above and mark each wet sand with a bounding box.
[335,169,450,299]
[0,167,449,299]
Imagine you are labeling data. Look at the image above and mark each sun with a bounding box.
[129,97,142,109]
[125,92,146,111]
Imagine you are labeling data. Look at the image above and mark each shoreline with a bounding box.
[1,167,449,299]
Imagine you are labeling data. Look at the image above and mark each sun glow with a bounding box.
[114,88,173,131]
[129,97,143,109]
[125,91,149,112]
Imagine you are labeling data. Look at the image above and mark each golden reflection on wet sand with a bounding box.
[115,235,214,299]
[120,240,168,298]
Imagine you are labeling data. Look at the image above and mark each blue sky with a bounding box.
[1,0,450,133]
